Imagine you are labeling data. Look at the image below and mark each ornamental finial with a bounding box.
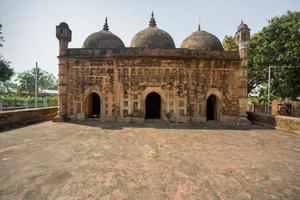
[103,17,109,31]
[149,12,157,28]
[198,16,202,31]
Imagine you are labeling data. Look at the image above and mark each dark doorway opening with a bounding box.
[145,92,161,119]
[206,95,218,121]
[87,92,101,118]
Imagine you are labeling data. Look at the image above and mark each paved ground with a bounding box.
[0,121,300,200]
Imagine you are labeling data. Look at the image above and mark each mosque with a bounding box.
[55,13,251,124]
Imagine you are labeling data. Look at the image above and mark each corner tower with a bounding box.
[235,20,250,66]
[56,22,72,56]
[235,20,251,126]
[54,22,72,121]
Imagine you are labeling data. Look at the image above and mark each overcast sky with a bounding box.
[1,0,299,77]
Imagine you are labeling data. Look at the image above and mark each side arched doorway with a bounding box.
[145,92,161,119]
[86,92,101,118]
[206,95,219,121]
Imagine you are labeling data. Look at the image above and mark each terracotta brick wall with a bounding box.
[247,112,300,135]
[0,107,58,130]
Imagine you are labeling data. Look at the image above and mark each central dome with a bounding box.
[180,26,223,51]
[83,18,125,49]
[130,13,175,49]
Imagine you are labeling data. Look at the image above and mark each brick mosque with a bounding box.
[54,13,251,124]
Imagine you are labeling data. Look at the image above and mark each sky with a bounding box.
[0,0,300,77]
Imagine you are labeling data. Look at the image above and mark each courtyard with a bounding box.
[0,121,300,200]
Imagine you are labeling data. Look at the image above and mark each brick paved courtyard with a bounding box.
[0,121,300,200]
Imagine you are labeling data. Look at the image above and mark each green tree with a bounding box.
[16,67,57,95]
[222,35,238,51]
[0,58,14,82]
[0,24,4,47]
[0,80,17,93]
[248,11,300,100]
[0,24,14,82]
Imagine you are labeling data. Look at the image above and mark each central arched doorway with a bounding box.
[206,95,218,121]
[87,92,101,118]
[145,92,161,119]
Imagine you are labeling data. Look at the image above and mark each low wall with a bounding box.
[0,107,58,130]
[275,116,300,135]
[247,112,300,135]
[247,112,276,128]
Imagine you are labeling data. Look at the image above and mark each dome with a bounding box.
[59,22,69,29]
[130,12,175,49]
[237,20,250,31]
[83,18,125,49]
[180,26,223,51]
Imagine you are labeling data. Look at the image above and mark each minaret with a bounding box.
[235,20,251,126]
[54,22,72,121]
[235,20,251,66]
[56,22,72,56]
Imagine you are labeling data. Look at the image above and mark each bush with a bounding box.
[0,94,57,110]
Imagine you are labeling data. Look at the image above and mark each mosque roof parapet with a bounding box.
[65,47,240,60]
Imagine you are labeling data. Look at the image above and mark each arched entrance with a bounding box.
[206,95,218,121]
[86,92,101,118]
[145,92,161,119]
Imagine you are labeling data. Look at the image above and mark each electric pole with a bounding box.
[267,66,271,114]
[35,62,38,108]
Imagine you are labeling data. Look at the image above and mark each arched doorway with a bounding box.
[145,92,161,119]
[206,95,218,121]
[87,92,101,118]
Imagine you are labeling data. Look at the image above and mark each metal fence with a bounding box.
[0,99,57,112]
[249,104,270,114]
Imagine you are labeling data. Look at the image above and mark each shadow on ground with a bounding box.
[0,119,272,134]
[67,119,272,131]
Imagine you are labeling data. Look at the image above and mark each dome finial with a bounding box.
[149,11,157,28]
[241,20,244,24]
[103,17,109,31]
[198,16,202,31]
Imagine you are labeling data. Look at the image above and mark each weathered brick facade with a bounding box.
[54,17,250,124]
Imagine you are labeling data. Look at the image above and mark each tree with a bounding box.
[248,11,300,100]
[222,35,238,51]
[16,67,57,95]
[0,80,17,93]
[0,58,14,82]
[0,24,14,82]
[0,24,4,47]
